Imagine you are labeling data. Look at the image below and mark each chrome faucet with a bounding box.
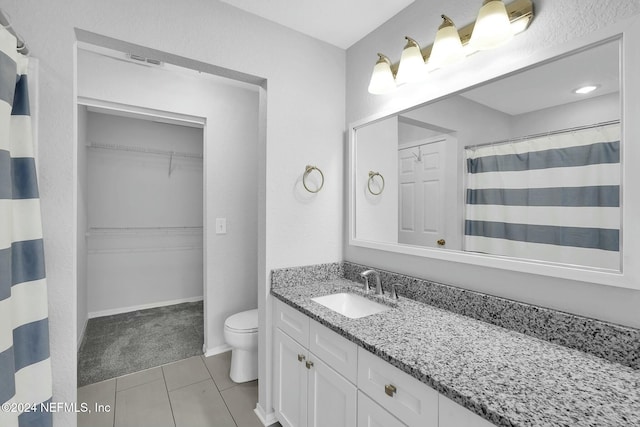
[390,283,403,300]
[360,269,383,295]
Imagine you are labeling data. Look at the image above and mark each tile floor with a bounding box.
[78,351,281,427]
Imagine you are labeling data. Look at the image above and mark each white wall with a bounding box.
[510,92,619,137]
[1,1,346,425]
[78,49,258,352]
[86,113,203,228]
[404,95,512,148]
[76,105,88,349]
[398,121,441,145]
[85,112,204,315]
[355,116,398,243]
[346,0,640,328]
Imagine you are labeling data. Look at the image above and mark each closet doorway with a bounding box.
[77,100,206,385]
[75,40,261,389]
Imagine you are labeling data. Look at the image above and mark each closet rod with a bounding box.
[465,120,620,150]
[87,142,203,159]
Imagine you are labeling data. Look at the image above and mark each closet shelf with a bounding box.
[86,226,203,237]
[88,246,202,255]
[87,142,203,159]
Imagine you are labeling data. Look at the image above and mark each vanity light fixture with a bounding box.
[428,15,465,70]
[396,37,427,85]
[367,0,534,95]
[573,85,599,95]
[367,53,397,95]
[470,0,514,50]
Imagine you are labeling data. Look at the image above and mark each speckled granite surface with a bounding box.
[271,262,343,288]
[272,262,640,370]
[271,278,640,427]
[342,262,640,370]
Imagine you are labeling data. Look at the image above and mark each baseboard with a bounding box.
[88,296,204,319]
[254,403,278,426]
[204,343,232,357]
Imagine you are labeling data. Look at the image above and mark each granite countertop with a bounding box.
[271,278,640,427]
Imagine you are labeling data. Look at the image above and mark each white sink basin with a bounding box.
[311,293,391,319]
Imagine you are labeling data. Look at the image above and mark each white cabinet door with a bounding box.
[358,391,406,427]
[307,355,357,427]
[439,395,495,427]
[274,329,308,427]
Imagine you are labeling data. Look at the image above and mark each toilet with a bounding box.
[224,308,259,383]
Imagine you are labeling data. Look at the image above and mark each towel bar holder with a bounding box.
[303,165,324,193]
[367,171,385,195]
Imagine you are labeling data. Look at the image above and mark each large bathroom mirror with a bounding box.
[351,38,621,273]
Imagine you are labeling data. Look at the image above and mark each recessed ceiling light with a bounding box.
[573,85,599,95]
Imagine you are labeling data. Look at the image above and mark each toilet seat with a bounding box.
[224,309,258,333]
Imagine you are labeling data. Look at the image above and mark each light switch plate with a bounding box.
[216,218,227,234]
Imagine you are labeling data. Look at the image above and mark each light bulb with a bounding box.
[428,15,465,70]
[368,53,396,95]
[395,37,427,85]
[470,0,514,50]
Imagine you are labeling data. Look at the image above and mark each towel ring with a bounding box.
[303,165,324,193]
[367,171,385,195]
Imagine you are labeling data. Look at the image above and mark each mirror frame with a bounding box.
[348,15,640,290]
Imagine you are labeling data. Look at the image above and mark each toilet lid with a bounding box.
[225,309,258,332]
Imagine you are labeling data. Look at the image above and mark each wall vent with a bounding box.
[127,53,164,67]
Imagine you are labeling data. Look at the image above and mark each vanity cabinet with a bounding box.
[273,298,499,427]
[273,300,357,427]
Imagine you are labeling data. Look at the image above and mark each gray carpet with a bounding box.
[78,301,203,387]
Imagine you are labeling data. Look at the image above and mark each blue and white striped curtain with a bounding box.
[465,123,620,270]
[1,27,53,427]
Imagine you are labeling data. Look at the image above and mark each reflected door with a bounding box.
[398,141,446,247]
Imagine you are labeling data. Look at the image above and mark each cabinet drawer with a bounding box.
[309,320,358,384]
[357,348,438,427]
[358,391,406,427]
[274,298,310,347]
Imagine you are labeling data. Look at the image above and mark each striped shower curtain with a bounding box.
[465,123,620,270]
[1,27,53,427]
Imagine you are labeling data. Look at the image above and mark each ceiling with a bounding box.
[218,0,415,49]
[460,40,620,115]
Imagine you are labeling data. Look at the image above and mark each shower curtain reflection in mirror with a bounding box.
[464,122,621,270]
